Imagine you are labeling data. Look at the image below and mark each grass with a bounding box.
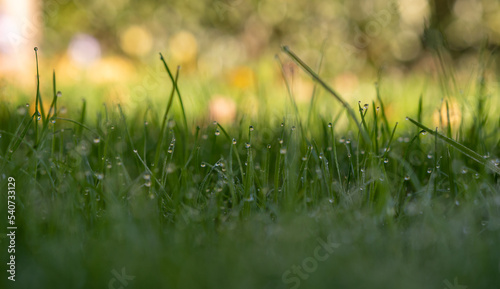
[0,46,499,289]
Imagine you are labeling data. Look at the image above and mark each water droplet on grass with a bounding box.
[328,123,332,128]
[200,162,206,168]
[232,138,237,144]
[215,130,220,136]
[404,175,410,181]
[421,131,427,135]
[93,137,100,144]
[427,168,432,174]
[405,117,409,120]
[267,144,271,149]
[280,148,287,154]
[249,125,254,131]
[384,158,389,164]
[245,143,251,149]
[280,122,284,127]
[133,149,138,153]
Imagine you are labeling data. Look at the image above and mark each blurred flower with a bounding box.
[333,72,359,97]
[209,95,237,124]
[120,25,153,57]
[228,66,254,89]
[433,99,462,129]
[0,13,17,54]
[88,56,134,83]
[68,34,101,66]
[169,31,198,64]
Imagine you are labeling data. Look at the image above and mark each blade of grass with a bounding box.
[406,117,500,174]
[282,46,371,145]
[153,66,180,175]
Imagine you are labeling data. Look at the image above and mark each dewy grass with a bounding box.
[0,47,499,289]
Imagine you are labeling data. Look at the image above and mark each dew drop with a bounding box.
[404,175,410,181]
[427,154,433,159]
[280,148,287,154]
[328,123,332,128]
[200,162,206,168]
[245,143,251,149]
[215,130,220,136]
[421,131,427,135]
[133,149,138,153]
[232,138,237,145]
[267,144,271,149]
[280,122,284,127]
[249,125,254,131]
[93,137,100,144]
[427,168,432,174]
[384,158,389,164]
[405,117,409,120]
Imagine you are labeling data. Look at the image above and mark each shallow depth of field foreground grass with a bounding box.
[1,46,500,289]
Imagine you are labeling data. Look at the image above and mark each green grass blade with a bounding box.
[282,46,371,145]
[406,117,500,174]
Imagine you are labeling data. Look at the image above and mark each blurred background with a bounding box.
[0,0,499,125]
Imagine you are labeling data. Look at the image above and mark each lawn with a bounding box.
[1,44,499,289]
